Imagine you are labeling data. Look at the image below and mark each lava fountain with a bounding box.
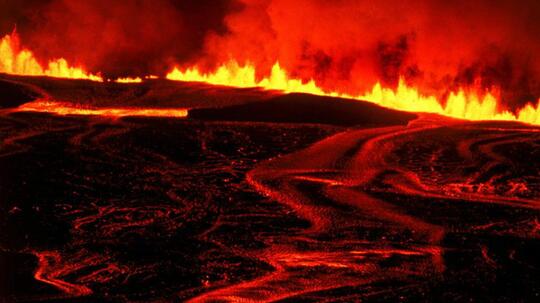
[0,33,102,82]
[1,31,539,124]
[166,61,540,124]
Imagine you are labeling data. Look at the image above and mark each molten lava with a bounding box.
[167,61,540,125]
[15,100,188,118]
[0,33,102,81]
[115,77,143,83]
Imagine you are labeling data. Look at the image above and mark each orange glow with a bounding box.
[115,77,143,83]
[0,33,102,81]
[16,100,188,118]
[167,61,540,125]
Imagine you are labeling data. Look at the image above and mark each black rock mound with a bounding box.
[190,93,417,127]
[0,78,41,108]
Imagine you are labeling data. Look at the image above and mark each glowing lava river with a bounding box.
[0,75,539,302]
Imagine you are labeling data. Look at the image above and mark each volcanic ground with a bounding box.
[0,74,539,302]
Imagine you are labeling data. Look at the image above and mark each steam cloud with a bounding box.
[2,0,540,109]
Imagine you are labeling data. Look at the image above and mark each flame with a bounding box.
[167,61,540,125]
[1,32,539,125]
[115,75,158,83]
[16,100,188,118]
[0,33,102,81]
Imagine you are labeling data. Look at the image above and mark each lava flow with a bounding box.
[1,74,539,302]
[14,100,188,118]
[189,114,540,302]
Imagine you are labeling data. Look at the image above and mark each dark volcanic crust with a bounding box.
[1,112,538,303]
[190,93,417,127]
[0,74,538,303]
[0,78,42,108]
[0,113,341,302]
[0,74,416,127]
[0,74,277,109]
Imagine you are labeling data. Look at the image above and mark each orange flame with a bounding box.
[167,61,540,125]
[0,33,102,81]
[1,32,539,125]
